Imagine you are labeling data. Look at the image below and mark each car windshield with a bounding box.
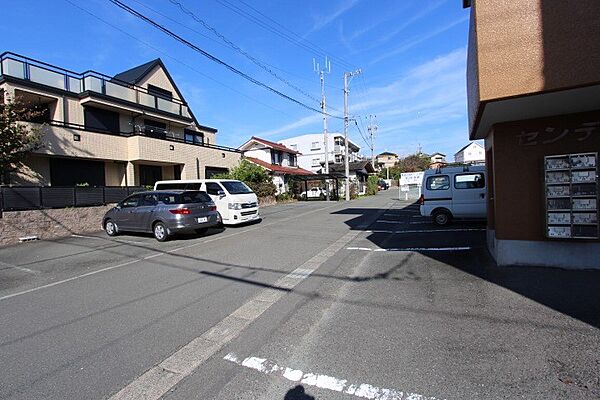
[221,181,253,194]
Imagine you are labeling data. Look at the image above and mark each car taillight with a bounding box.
[418,194,425,205]
[169,208,191,215]
[210,205,217,211]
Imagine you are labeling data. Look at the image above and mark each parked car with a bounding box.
[103,190,220,241]
[378,179,389,190]
[300,187,326,200]
[419,165,487,226]
[154,179,260,225]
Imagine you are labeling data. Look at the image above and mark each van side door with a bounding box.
[452,172,486,218]
[423,175,451,216]
[203,182,229,220]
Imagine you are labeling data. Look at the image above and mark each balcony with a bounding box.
[0,52,191,120]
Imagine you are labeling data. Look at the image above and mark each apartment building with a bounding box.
[238,136,313,194]
[464,0,600,268]
[279,133,361,173]
[0,52,241,187]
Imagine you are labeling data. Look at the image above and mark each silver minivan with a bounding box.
[103,190,220,241]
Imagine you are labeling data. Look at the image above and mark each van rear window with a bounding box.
[426,175,449,190]
[454,173,485,189]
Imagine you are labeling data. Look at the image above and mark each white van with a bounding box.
[154,179,260,225]
[419,165,486,225]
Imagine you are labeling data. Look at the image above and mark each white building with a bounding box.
[454,142,485,164]
[279,133,361,173]
[238,136,313,194]
[430,152,447,163]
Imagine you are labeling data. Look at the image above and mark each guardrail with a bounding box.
[0,186,145,213]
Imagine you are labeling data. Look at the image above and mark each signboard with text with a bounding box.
[400,172,424,186]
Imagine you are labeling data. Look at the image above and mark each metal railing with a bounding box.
[0,52,191,119]
[0,186,146,212]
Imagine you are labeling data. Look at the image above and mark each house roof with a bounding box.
[328,160,376,175]
[113,59,162,84]
[239,136,300,154]
[377,151,398,157]
[245,157,314,175]
[430,152,446,157]
[454,142,483,156]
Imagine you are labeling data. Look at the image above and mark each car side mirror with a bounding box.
[115,203,122,209]
[217,190,226,198]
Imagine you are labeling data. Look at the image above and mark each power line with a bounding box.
[166,0,322,104]
[213,0,358,70]
[63,0,294,118]
[107,0,344,119]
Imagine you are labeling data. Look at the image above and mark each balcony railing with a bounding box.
[0,52,191,119]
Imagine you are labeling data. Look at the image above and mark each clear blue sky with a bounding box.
[2,0,471,158]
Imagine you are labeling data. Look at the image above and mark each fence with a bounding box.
[0,186,145,212]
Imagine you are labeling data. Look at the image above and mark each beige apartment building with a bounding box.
[464,0,600,268]
[376,152,398,170]
[0,52,241,187]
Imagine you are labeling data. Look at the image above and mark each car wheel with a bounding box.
[105,219,119,236]
[433,210,452,226]
[216,212,224,228]
[195,227,208,235]
[153,222,169,242]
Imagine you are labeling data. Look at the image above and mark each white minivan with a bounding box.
[154,179,260,225]
[419,165,486,226]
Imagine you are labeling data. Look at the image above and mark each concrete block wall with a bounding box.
[0,205,114,247]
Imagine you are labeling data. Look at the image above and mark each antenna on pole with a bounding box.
[315,57,332,200]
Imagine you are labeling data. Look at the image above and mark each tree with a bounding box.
[0,99,43,184]
[214,159,276,197]
[396,153,430,172]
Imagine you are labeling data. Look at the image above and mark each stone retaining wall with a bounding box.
[0,205,113,247]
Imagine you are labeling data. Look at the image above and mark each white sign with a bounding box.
[400,172,424,186]
[400,185,409,192]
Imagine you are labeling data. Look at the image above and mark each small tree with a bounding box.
[0,99,43,184]
[366,175,379,195]
[396,153,430,173]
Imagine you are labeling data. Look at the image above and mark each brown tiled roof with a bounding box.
[245,157,314,175]
[249,136,300,154]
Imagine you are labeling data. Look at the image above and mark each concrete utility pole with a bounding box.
[343,68,362,201]
[367,114,378,168]
[314,57,331,200]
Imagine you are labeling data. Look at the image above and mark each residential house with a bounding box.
[454,142,485,164]
[464,0,600,268]
[376,152,399,170]
[429,152,447,169]
[0,52,241,187]
[238,136,313,194]
[327,160,376,196]
[279,133,361,173]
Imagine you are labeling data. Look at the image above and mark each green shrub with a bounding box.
[247,181,277,197]
[366,175,379,196]
[276,192,293,202]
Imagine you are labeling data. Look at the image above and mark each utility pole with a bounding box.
[344,68,362,201]
[367,114,377,168]
[314,57,331,200]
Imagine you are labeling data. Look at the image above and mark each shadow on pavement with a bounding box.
[333,201,600,329]
[284,385,315,400]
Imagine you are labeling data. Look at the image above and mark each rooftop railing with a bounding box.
[0,52,191,119]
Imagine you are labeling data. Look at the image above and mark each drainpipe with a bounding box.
[196,158,200,179]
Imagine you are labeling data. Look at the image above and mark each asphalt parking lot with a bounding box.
[0,190,599,400]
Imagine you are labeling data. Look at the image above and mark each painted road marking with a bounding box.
[0,203,342,302]
[224,353,443,400]
[0,261,38,275]
[108,229,368,400]
[347,246,473,252]
[376,220,403,224]
[395,228,485,234]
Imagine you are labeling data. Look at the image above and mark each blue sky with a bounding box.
[2,0,471,158]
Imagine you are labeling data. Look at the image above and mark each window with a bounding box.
[141,194,159,206]
[289,154,297,167]
[311,141,321,150]
[184,129,204,145]
[312,158,321,167]
[179,191,212,203]
[148,84,173,100]
[84,106,120,134]
[289,144,297,151]
[454,173,485,189]
[205,182,224,195]
[334,137,343,146]
[271,150,283,165]
[144,119,167,137]
[121,195,141,208]
[335,155,343,163]
[426,175,449,190]
[205,166,229,178]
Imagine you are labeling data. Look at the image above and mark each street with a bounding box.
[0,191,599,400]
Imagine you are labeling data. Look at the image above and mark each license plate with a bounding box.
[197,217,208,223]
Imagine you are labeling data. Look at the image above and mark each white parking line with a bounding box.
[224,353,443,400]
[0,261,38,275]
[347,246,473,252]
